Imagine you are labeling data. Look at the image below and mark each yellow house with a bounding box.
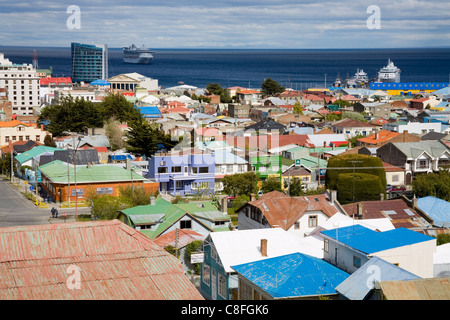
[281,166,312,191]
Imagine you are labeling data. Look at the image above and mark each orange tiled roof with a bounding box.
[357,130,400,144]
[0,120,30,128]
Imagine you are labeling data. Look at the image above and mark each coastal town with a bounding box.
[0,45,449,302]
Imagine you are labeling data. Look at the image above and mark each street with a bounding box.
[0,178,89,228]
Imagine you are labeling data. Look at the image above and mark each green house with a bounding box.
[249,153,282,180]
[117,197,231,239]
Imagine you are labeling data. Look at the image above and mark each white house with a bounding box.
[321,224,436,278]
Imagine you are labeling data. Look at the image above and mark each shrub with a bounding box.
[336,172,384,204]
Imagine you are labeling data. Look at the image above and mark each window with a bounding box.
[218,274,227,299]
[180,220,192,229]
[392,175,399,182]
[199,167,209,173]
[324,239,329,253]
[308,215,318,228]
[202,264,210,286]
[5,136,9,143]
[35,135,40,142]
[172,166,181,173]
[175,180,183,189]
[71,188,84,197]
[158,167,168,173]
[294,221,300,230]
[96,187,113,195]
[136,224,152,230]
[353,256,361,268]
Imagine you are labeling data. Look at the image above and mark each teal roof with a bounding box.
[231,252,350,299]
[298,155,328,169]
[14,146,63,164]
[417,196,450,228]
[120,198,230,239]
[39,160,146,184]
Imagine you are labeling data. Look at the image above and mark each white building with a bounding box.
[383,121,442,134]
[0,53,40,116]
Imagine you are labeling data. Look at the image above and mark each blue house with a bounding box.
[231,252,350,300]
[147,148,215,196]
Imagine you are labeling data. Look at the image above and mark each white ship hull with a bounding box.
[123,44,154,64]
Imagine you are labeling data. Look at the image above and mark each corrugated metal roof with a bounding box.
[380,277,450,300]
[0,220,203,300]
[335,256,421,300]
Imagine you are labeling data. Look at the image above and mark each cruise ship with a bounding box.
[345,69,369,88]
[122,44,154,64]
[377,59,401,83]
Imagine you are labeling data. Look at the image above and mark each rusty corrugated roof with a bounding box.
[0,220,203,300]
[380,277,450,300]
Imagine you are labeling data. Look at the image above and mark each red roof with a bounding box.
[0,220,203,300]
[237,89,260,94]
[40,77,72,86]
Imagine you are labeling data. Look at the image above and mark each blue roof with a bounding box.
[231,252,349,299]
[335,256,421,300]
[137,106,162,118]
[321,225,435,254]
[109,154,133,161]
[417,196,450,228]
[90,79,110,86]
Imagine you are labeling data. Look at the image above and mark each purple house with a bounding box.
[147,148,216,196]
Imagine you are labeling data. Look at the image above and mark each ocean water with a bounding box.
[0,46,449,89]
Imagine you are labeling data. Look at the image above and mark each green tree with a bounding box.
[43,134,56,147]
[293,101,303,115]
[284,177,304,196]
[125,118,178,157]
[231,194,250,213]
[412,170,450,201]
[206,83,232,103]
[99,94,141,123]
[104,119,126,151]
[38,95,104,136]
[336,172,384,204]
[261,176,283,193]
[261,78,285,97]
[347,133,366,148]
[437,234,450,246]
[222,172,259,197]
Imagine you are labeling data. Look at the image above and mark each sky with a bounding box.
[0,0,449,49]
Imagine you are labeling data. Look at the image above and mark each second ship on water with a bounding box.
[122,44,154,64]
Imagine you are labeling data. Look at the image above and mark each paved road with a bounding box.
[0,178,89,228]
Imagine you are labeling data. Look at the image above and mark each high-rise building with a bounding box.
[0,53,40,116]
[71,42,108,83]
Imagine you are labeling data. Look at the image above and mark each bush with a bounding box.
[326,154,386,190]
[336,172,384,204]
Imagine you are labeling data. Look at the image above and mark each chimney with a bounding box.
[403,130,408,142]
[220,196,228,214]
[357,203,363,219]
[260,239,268,257]
[330,190,337,204]
[250,193,256,201]
[411,196,417,209]
[150,196,156,205]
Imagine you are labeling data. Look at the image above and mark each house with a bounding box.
[245,118,287,135]
[117,196,231,239]
[376,141,450,184]
[236,191,340,236]
[332,118,381,137]
[382,161,405,187]
[249,152,282,180]
[194,127,223,142]
[231,252,350,300]
[213,150,248,191]
[236,89,261,105]
[433,243,450,278]
[13,145,63,176]
[335,256,421,300]
[0,219,203,300]
[321,224,436,278]
[147,148,215,196]
[281,165,313,192]
[39,160,157,202]
[383,121,442,135]
[108,72,159,92]
[199,228,324,300]
[228,104,250,118]
[0,120,50,147]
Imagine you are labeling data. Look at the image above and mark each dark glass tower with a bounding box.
[71,42,108,83]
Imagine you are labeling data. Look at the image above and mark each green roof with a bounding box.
[120,197,231,239]
[14,146,63,164]
[39,160,147,184]
[298,155,328,169]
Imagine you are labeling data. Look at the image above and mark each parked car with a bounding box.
[386,185,406,193]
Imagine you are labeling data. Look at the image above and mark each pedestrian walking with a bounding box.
[54,208,58,218]
[51,207,55,218]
